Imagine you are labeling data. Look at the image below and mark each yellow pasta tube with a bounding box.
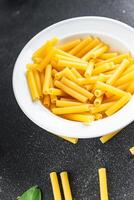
[56,100,82,107]
[54,54,87,64]
[127,80,134,93]
[90,102,115,113]
[105,93,131,116]
[48,88,66,96]
[93,62,116,75]
[50,78,57,103]
[84,84,94,91]
[94,89,104,97]
[114,71,134,86]
[91,45,109,58]
[54,80,88,102]
[100,130,121,143]
[123,64,134,75]
[60,136,78,144]
[38,48,54,71]
[82,43,103,61]
[32,57,42,64]
[71,68,83,78]
[94,96,103,106]
[106,59,129,85]
[60,172,73,200]
[100,52,118,60]
[84,59,94,78]
[26,70,39,100]
[62,68,78,83]
[26,63,39,70]
[129,147,134,155]
[33,70,42,97]
[98,168,109,200]
[96,81,128,97]
[52,69,58,77]
[61,77,93,100]
[54,48,82,59]
[62,113,95,122]
[43,64,52,94]
[52,104,90,114]
[33,37,59,58]
[77,38,100,58]
[59,39,81,51]
[96,53,130,67]
[57,59,88,71]
[95,113,103,120]
[43,95,50,108]
[69,37,92,55]
[78,76,98,85]
[40,71,45,87]
[50,172,62,200]
[118,83,129,90]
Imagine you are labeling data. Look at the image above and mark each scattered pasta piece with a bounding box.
[100,130,121,143]
[60,171,73,200]
[60,136,78,144]
[98,168,109,200]
[129,146,134,155]
[50,172,62,200]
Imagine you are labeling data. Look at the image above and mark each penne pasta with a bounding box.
[129,146,134,155]
[50,172,62,200]
[94,96,103,106]
[54,80,88,102]
[60,136,78,144]
[60,172,73,200]
[52,104,90,114]
[77,38,100,57]
[26,70,40,100]
[100,52,118,59]
[43,64,52,94]
[93,62,116,75]
[84,59,94,78]
[91,45,109,58]
[114,71,134,86]
[100,130,121,143]
[69,37,92,55]
[56,100,82,107]
[82,43,103,61]
[98,168,109,200]
[59,39,81,51]
[62,113,95,122]
[106,59,129,85]
[90,102,115,113]
[61,77,93,100]
[96,81,128,97]
[43,95,51,108]
[105,93,131,116]
[71,67,83,78]
[57,59,88,71]
[96,53,130,67]
[48,88,66,96]
[33,70,42,97]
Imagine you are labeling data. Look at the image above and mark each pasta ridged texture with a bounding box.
[26,36,133,126]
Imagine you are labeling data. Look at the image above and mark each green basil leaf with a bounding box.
[18,185,41,200]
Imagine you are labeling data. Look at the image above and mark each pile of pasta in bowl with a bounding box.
[26,36,134,124]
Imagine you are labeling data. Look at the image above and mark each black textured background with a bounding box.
[0,0,134,199]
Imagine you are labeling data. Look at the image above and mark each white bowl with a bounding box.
[12,16,134,138]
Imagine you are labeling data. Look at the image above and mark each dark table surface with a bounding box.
[1,0,134,199]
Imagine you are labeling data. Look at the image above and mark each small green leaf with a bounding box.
[18,185,41,200]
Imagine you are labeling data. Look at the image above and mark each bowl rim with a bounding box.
[12,16,134,138]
